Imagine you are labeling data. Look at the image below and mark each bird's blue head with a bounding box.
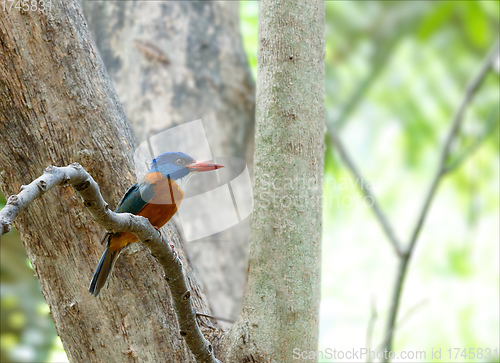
[149,152,223,181]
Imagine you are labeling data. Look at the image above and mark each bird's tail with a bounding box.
[89,242,121,297]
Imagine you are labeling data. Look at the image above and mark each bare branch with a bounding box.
[327,129,405,257]
[377,299,428,353]
[383,41,500,358]
[326,28,409,257]
[0,163,220,363]
[443,106,499,174]
[410,42,499,253]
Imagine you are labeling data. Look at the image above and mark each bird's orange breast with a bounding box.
[108,175,184,251]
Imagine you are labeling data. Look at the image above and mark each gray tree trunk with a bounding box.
[224,0,325,361]
[80,1,255,324]
[0,2,220,362]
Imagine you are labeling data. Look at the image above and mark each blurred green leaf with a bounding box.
[462,1,489,48]
[447,245,472,277]
[479,0,500,21]
[418,1,454,40]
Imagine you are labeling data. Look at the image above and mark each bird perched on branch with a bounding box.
[89,151,223,297]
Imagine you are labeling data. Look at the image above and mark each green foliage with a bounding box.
[447,244,473,277]
[317,0,498,359]
[240,2,259,80]
[417,2,455,40]
[0,191,65,362]
[462,1,490,49]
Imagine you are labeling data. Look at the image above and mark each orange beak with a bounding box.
[186,161,224,172]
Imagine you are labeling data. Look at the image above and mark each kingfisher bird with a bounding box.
[89,151,223,297]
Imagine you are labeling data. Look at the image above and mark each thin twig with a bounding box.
[443,106,499,174]
[196,313,236,324]
[382,41,500,359]
[377,299,428,353]
[365,296,378,363]
[327,129,404,257]
[0,164,220,363]
[326,27,410,256]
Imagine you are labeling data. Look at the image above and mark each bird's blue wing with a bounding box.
[99,182,154,244]
[114,183,150,215]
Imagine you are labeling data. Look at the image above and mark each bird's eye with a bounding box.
[175,158,185,165]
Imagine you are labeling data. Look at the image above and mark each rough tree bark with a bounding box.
[224,0,325,361]
[80,1,256,324]
[0,2,220,362]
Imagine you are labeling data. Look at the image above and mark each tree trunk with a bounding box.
[1,0,324,361]
[224,0,325,361]
[80,1,255,324]
[0,2,218,362]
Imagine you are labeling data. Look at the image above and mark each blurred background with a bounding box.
[1,1,499,362]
